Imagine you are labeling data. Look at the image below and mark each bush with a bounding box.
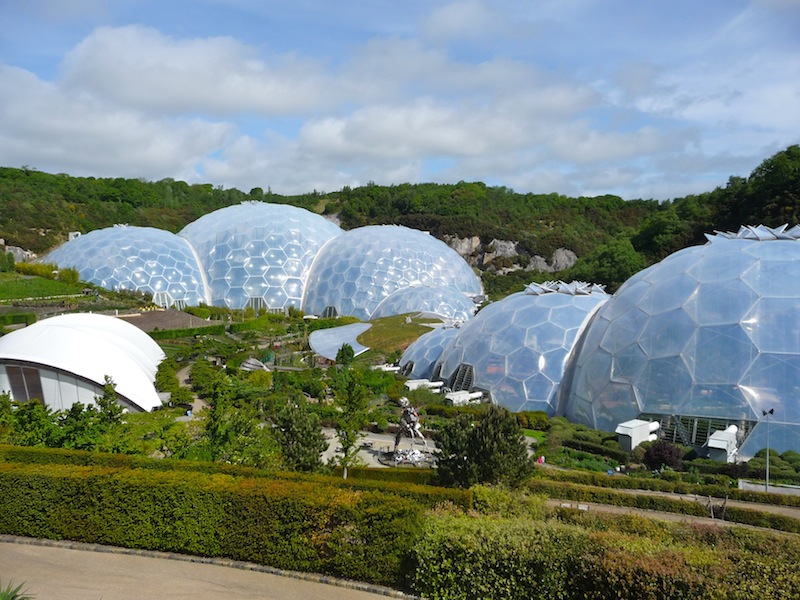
[643,439,684,471]
[0,461,424,587]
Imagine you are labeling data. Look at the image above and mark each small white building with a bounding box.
[706,425,739,463]
[615,419,660,452]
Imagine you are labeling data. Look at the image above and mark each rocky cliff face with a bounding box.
[443,235,576,275]
[0,243,37,262]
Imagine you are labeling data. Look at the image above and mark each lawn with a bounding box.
[0,273,83,301]
[357,313,441,359]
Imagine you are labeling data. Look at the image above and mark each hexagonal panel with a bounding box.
[179,201,342,310]
[43,225,209,308]
[562,229,800,455]
[436,282,609,415]
[302,225,483,321]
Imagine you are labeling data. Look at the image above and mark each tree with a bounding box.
[435,404,533,488]
[201,377,280,468]
[274,396,328,472]
[335,343,355,365]
[643,439,684,471]
[568,238,647,292]
[330,366,370,478]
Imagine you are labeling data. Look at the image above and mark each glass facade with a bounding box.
[399,326,461,379]
[179,202,343,310]
[437,281,609,414]
[562,226,800,458]
[302,225,483,321]
[371,285,477,322]
[44,225,209,308]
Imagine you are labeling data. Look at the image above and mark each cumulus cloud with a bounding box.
[0,64,233,179]
[0,1,796,199]
[61,26,338,115]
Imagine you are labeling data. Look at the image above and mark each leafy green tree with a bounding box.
[0,393,16,443]
[336,343,355,365]
[201,378,280,468]
[11,399,62,447]
[568,237,647,292]
[435,404,533,488]
[96,375,125,425]
[59,402,101,450]
[330,366,370,479]
[274,396,328,472]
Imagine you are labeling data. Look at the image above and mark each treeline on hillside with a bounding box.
[2,146,798,292]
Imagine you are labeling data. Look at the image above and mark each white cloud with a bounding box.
[61,26,338,115]
[0,64,233,179]
[421,0,507,43]
[0,1,796,201]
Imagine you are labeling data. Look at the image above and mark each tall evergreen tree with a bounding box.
[435,404,533,488]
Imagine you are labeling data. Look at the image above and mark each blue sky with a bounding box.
[1,0,798,200]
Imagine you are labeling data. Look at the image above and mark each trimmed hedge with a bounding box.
[531,465,800,508]
[334,466,435,485]
[525,478,800,533]
[0,461,422,587]
[147,324,226,340]
[0,313,36,326]
[562,438,628,463]
[410,513,800,599]
[0,445,472,510]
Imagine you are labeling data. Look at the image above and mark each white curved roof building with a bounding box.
[0,314,165,412]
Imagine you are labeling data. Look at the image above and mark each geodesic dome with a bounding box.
[437,281,608,414]
[43,225,209,308]
[179,202,343,310]
[371,285,477,322]
[399,326,461,380]
[561,225,800,459]
[302,225,482,321]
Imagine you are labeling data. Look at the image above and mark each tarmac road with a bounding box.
[0,537,417,600]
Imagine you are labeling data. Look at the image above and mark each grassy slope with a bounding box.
[0,273,83,301]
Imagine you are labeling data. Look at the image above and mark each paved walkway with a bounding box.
[0,537,418,600]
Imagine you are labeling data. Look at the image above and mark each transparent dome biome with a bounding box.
[561,225,800,459]
[399,325,461,380]
[43,225,209,308]
[437,281,609,414]
[179,202,343,311]
[302,225,483,321]
[371,285,477,322]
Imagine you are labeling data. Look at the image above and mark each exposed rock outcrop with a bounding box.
[443,235,577,274]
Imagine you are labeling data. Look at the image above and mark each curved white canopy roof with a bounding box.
[0,314,165,411]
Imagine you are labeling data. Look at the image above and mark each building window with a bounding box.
[5,365,44,403]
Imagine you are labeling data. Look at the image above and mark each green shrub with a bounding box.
[411,515,594,599]
[148,324,226,340]
[0,461,423,587]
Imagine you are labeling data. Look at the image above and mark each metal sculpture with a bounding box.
[393,397,430,455]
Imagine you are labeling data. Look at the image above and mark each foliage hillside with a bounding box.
[1,145,798,294]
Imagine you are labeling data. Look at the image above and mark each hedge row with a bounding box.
[0,461,422,587]
[335,466,435,485]
[147,324,226,340]
[0,445,471,510]
[525,478,800,533]
[562,438,628,463]
[532,466,800,508]
[0,313,36,326]
[410,514,800,599]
